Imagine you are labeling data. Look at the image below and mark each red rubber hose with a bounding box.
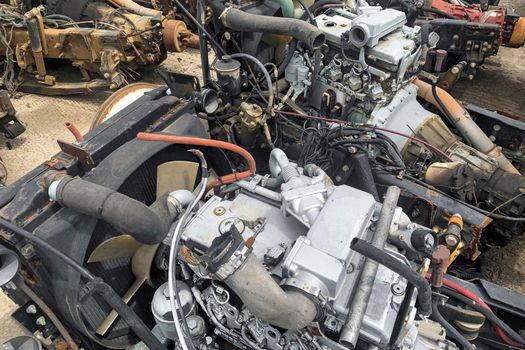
[136,133,257,191]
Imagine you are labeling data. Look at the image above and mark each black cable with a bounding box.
[432,300,475,350]
[430,83,473,147]
[351,238,432,316]
[198,110,239,121]
[443,289,525,346]
[0,218,94,280]
[326,127,406,169]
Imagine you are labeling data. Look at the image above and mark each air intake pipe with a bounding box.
[224,254,318,330]
[47,176,171,244]
[204,229,318,330]
[217,7,325,50]
[0,245,19,287]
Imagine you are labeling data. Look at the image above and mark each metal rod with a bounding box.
[339,186,401,348]
[196,0,210,84]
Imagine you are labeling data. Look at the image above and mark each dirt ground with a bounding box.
[0,4,525,343]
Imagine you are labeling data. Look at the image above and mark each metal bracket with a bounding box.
[57,140,95,170]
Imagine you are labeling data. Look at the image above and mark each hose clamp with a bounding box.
[202,223,252,280]
[213,244,251,280]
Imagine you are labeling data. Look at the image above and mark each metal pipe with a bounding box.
[224,253,318,330]
[109,0,162,17]
[339,186,401,348]
[168,150,209,350]
[413,78,520,174]
[25,16,46,79]
[236,180,282,202]
[350,238,433,316]
[197,0,210,84]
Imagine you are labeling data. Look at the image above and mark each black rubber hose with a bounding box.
[275,0,342,77]
[350,238,432,316]
[219,7,325,50]
[350,152,380,201]
[277,39,298,77]
[439,303,486,324]
[443,289,525,346]
[420,23,431,45]
[0,218,166,350]
[49,176,171,244]
[432,300,475,350]
[422,7,457,19]
[431,83,473,147]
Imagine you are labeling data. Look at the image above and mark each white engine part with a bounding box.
[176,149,453,350]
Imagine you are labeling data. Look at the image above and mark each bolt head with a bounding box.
[187,318,197,330]
[20,244,35,258]
[36,316,46,326]
[26,305,37,314]
[445,234,459,247]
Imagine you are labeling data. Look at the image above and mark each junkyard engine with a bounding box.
[206,0,525,252]
[0,0,198,94]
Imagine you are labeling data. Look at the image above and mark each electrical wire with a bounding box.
[295,0,315,22]
[443,289,525,347]
[274,109,454,161]
[273,110,525,221]
[229,53,274,112]
[0,218,165,350]
[432,300,475,350]
[404,173,525,222]
[0,218,94,280]
[485,192,525,219]
[425,274,524,347]
[168,150,209,350]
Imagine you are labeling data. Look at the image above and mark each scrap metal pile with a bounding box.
[0,0,525,350]
[0,0,198,94]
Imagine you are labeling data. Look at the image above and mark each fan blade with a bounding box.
[96,277,147,335]
[87,235,142,263]
[156,161,199,197]
[96,244,159,335]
